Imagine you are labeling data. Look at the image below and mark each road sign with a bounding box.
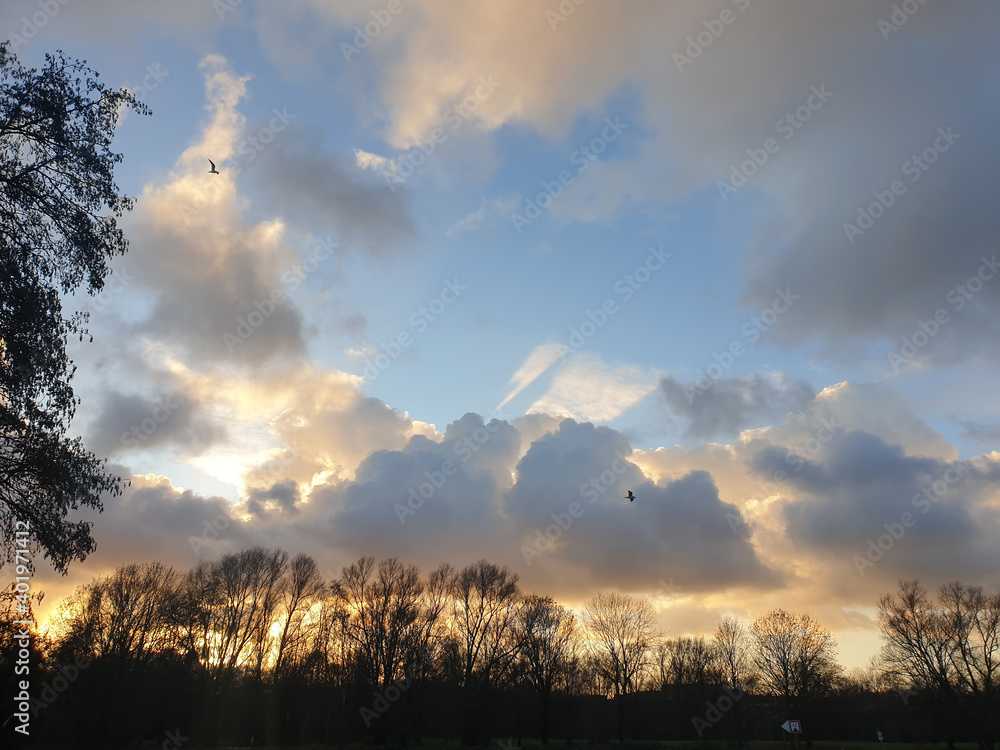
[781,720,803,733]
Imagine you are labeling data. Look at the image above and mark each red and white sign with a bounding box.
[781,720,802,733]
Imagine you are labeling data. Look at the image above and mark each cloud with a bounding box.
[527,353,660,422]
[86,388,228,460]
[118,56,312,367]
[262,0,1000,365]
[250,129,415,259]
[503,419,780,596]
[952,416,1000,446]
[445,195,521,236]
[758,431,1000,585]
[497,341,566,409]
[660,371,816,440]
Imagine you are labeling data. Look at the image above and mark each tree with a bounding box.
[333,556,424,691]
[713,616,755,747]
[751,609,841,745]
[715,616,754,694]
[47,562,180,746]
[0,43,147,572]
[583,591,658,742]
[272,554,325,678]
[878,580,1000,750]
[447,559,521,743]
[515,594,577,745]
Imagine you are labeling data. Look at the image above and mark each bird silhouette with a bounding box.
[208,159,219,174]
[625,490,635,502]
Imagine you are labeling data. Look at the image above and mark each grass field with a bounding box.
[205,742,981,750]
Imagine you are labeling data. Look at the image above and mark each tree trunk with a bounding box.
[617,691,625,743]
[540,690,550,746]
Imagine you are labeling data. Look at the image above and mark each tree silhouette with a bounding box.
[0,43,147,572]
[583,590,658,742]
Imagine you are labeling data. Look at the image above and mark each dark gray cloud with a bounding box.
[76,465,263,568]
[307,413,522,568]
[731,2,1000,366]
[246,479,302,518]
[250,127,415,260]
[120,213,312,367]
[661,372,815,440]
[86,388,227,459]
[748,429,1000,582]
[503,419,779,595]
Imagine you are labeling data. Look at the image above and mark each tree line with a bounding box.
[2,550,998,749]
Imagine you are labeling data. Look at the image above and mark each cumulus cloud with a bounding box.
[503,418,779,597]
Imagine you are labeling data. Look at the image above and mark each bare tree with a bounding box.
[516,594,577,745]
[50,562,178,667]
[751,609,840,745]
[448,559,521,743]
[48,562,180,745]
[657,635,719,690]
[273,553,325,678]
[715,616,754,693]
[713,617,754,747]
[334,556,426,691]
[878,580,1000,750]
[583,591,659,742]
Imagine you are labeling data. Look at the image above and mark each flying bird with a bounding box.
[625,490,635,502]
[208,159,219,174]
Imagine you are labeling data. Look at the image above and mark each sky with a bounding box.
[4,0,1000,671]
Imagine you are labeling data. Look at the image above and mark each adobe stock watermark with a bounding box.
[341,0,411,62]
[76,267,134,319]
[358,656,426,727]
[717,84,833,201]
[521,451,632,566]
[673,0,751,72]
[6,0,72,52]
[553,245,671,359]
[10,522,34,737]
[685,288,799,403]
[510,116,629,233]
[727,416,843,534]
[124,63,169,102]
[878,0,931,41]
[692,685,745,738]
[886,255,999,373]
[188,510,234,555]
[844,126,959,244]
[223,235,338,353]
[231,107,296,176]
[853,456,988,576]
[656,577,683,600]
[159,728,189,750]
[385,76,501,191]
[546,0,587,31]
[213,0,243,21]
[28,654,91,719]
[120,394,181,451]
[362,278,467,381]
[395,407,508,524]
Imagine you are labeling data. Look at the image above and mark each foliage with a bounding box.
[0,43,147,572]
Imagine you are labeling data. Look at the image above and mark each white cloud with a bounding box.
[528,353,661,422]
[497,341,566,409]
